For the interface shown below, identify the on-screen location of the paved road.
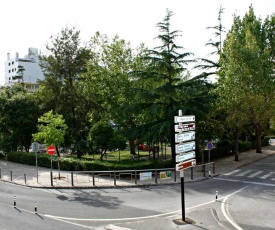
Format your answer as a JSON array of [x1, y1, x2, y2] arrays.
[[1, 155, 275, 229], [0, 144, 274, 229]]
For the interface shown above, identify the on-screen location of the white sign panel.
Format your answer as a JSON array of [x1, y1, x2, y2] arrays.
[[176, 141, 196, 154], [175, 123, 195, 132], [175, 131, 195, 143], [174, 115, 195, 123], [140, 172, 152, 181], [176, 151, 195, 163]]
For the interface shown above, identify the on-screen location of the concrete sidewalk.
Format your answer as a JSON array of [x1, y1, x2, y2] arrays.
[[0, 144, 274, 188]]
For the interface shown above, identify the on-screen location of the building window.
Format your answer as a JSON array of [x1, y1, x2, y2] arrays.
[[8, 63, 10, 66], [9, 70, 11, 73], [12, 61, 14, 64]]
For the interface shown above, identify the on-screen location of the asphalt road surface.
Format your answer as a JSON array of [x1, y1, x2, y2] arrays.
[[1, 155, 275, 230]]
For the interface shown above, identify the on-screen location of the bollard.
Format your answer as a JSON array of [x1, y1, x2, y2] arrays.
[[24, 174, 26, 184], [203, 165, 206, 177], [208, 171, 211, 179], [50, 171, 53, 186], [0, 168, 1, 178], [155, 169, 158, 184], [174, 168, 177, 182], [14, 196, 16, 208], [71, 171, 74, 187], [134, 170, 137, 185], [191, 167, 194, 180], [34, 201, 37, 214], [92, 171, 95, 186], [114, 170, 116, 186], [10, 171, 12, 181], [216, 190, 218, 201]]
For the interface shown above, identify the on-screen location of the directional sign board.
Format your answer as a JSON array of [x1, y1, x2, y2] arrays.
[[176, 151, 195, 163], [175, 131, 195, 143], [176, 141, 196, 154], [174, 123, 195, 132], [176, 159, 196, 171], [174, 115, 195, 123]]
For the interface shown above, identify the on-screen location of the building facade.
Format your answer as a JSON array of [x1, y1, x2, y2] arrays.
[[4, 48, 44, 91]]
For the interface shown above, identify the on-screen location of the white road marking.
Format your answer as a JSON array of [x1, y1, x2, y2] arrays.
[[260, 172, 275, 179], [247, 171, 263, 178], [214, 177, 275, 187], [221, 186, 247, 230], [224, 169, 241, 176], [235, 170, 252, 177]]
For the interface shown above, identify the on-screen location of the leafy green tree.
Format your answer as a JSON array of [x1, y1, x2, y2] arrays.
[[130, 10, 211, 164], [13, 65, 26, 84], [38, 26, 91, 145], [217, 6, 275, 156], [33, 110, 68, 157], [88, 121, 114, 160], [0, 85, 38, 153], [195, 5, 225, 79], [82, 32, 147, 155]]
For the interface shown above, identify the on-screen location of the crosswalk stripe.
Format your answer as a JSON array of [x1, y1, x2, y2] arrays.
[[260, 172, 275, 179], [248, 171, 263, 178], [235, 170, 253, 177], [224, 169, 241, 176]]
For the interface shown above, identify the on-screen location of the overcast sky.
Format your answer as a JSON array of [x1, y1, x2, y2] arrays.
[[1, 0, 274, 85]]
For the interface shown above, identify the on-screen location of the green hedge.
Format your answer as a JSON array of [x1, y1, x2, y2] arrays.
[[6, 152, 174, 171]]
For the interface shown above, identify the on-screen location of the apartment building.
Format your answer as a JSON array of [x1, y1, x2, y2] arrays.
[[4, 48, 44, 91]]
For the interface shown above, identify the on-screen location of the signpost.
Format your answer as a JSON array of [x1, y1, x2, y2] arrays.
[[176, 151, 195, 163], [47, 145, 56, 155], [174, 123, 195, 132], [174, 115, 195, 123], [175, 131, 195, 143], [174, 110, 196, 222], [32, 142, 39, 183], [206, 142, 213, 163], [47, 145, 56, 185], [176, 159, 196, 171]]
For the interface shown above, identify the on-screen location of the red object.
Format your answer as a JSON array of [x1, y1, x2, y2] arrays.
[[138, 144, 150, 151], [47, 145, 56, 155], [176, 159, 196, 171]]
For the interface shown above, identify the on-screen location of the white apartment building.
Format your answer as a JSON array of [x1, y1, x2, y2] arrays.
[[4, 48, 44, 91]]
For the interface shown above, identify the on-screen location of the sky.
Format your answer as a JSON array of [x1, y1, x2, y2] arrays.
[[1, 0, 274, 85]]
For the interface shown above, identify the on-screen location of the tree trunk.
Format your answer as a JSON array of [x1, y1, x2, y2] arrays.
[[234, 131, 239, 161], [255, 123, 262, 153], [129, 138, 136, 155]]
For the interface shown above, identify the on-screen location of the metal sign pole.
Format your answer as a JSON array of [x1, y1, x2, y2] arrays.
[[180, 170, 185, 221]]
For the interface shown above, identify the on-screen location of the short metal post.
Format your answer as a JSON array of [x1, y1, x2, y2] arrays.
[[114, 170, 116, 186], [208, 171, 211, 179], [24, 174, 26, 184], [203, 164, 206, 177], [134, 170, 137, 185], [213, 162, 215, 174], [92, 171, 95, 186], [71, 171, 74, 187], [14, 196, 16, 208], [174, 167, 177, 182], [50, 171, 53, 186], [0, 168, 1, 178], [216, 190, 218, 201], [34, 201, 37, 214], [10, 171, 12, 181], [155, 169, 158, 184], [191, 167, 194, 180]]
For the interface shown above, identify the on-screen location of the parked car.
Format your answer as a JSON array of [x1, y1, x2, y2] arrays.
[[138, 143, 151, 151]]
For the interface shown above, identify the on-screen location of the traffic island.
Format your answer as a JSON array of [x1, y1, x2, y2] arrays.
[[173, 217, 195, 225]]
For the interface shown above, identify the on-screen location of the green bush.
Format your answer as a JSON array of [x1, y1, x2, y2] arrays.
[[6, 151, 174, 171], [239, 141, 253, 152]]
